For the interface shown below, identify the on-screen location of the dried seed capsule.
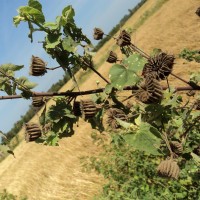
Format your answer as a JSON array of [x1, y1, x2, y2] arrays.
[[32, 96, 45, 107], [133, 77, 163, 104], [157, 158, 180, 179], [30, 55, 47, 76], [73, 101, 82, 116], [25, 123, 41, 142], [186, 90, 195, 97], [116, 30, 131, 47], [93, 28, 104, 40], [80, 99, 97, 119], [142, 52, 175, 80], [194, 100, 200, 110], [194, 145, 200, 156], [106, 108, 127, 129], [196, 7, 200, 17], [170, 141, 183, 155], [106, 51, 118, 63]]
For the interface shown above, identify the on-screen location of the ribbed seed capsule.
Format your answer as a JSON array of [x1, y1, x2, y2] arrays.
[[170, 141, 183, 155], [194, 100, 200, 110], [30, 55, 47, 76], [116, 30, 131, 47], [106, 108, 127, 129], [133, 77, 163, 104], [157, 158, 180, 179], [142, 52, 175, 80], [25, 123, 41, 142], [93, 28, 104, 40], [196, 7, 200, 17], [32, 96, 45, 107], [80, 99, 97, 119], [106, 51, 118, 63], [73, 101, 82, 116]]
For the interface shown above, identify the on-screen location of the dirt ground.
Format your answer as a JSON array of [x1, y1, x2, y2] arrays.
[[0, 0, 199, 199]]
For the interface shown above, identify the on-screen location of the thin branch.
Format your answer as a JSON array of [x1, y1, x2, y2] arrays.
[[46, 66, 63, 70], [0, 85, 200, 100], [130, 43, 150, 59], [88, 65, 110, 84]]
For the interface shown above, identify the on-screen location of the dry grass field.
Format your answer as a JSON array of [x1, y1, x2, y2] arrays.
[[0, 0, 199, 199]]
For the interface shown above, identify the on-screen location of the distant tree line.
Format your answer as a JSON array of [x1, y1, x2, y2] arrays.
[[1, 0, 147, 145], [92, 0, 147, 52]]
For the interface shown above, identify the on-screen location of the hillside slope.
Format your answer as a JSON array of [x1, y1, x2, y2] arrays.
[[0, 0, 199, 199]]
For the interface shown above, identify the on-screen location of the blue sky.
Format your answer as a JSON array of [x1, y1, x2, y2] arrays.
[[0, 0, 140, 133]]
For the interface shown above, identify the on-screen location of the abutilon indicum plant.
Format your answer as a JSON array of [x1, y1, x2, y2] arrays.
[[0, 0, 199, 199]]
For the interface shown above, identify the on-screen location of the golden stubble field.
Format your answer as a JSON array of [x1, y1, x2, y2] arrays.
[[0, 0, 199, 199]]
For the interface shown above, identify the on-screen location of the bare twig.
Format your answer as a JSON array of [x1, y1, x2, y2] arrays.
[[0, 85, 200, 100], [46, 66, 63, 70]]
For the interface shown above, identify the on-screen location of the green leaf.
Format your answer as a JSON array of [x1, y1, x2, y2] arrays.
[[135, 114, 142, 126], [28, 0, 42, 12], [45, 34, 61, 49], [18, 6, 45, 24], [116, 118, 132, 129], [44, 132, 59, 146], [62, 37, 78, 53], [109, 64, 141, 90], [48, 98, 75, 121], [17, 76, 37, 90], [10, 65, 24, 71], [124, 123, 162, 155], [191, 153, 200, 166], [13, 16, 25, 27], [122, 54, 147, 74], [43, 22, 59, 30], [61, 5, 75, 25]]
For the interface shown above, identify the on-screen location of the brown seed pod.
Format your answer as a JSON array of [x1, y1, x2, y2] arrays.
[[116, 30, 131, 47], [106, 108, 127, 129], [196, 7, 200, 17], [30, 55, 47, 76], [157, 158, 180, 179], [194, 100, 200, 110], [186, 90, 195, 97], [106, 51, 118, 63], [73, 101, 82, 116], [133, 77, 163, 104], [80, 99, 97, 119], [194, 145, 200, 156], [142, 52, 175, 80], [93, 28, 104, 40], [170, 141, 183, 155], [25, 123, 41, 142], [32, 96, 45, 107]]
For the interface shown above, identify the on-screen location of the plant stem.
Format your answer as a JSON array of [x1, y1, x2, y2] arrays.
[[88, 65, 110, 84], [0, 85, 200, 100], [130, 43, 150, 59], [46, 66, 63, 70]]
